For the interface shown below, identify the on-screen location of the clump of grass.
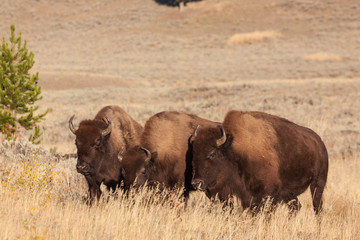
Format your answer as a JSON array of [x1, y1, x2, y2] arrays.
[[226, 30, 282, 45], [12, 153, 54, 191], [0, 142, 57, 192], [303, 52, 342, 62]]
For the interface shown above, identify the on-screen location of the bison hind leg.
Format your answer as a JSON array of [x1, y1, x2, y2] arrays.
[[310, 179, 326, 214]]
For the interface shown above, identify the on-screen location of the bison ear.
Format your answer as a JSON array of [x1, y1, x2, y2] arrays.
[[94, 137, 102, 148], [150, 152, 158, 163]]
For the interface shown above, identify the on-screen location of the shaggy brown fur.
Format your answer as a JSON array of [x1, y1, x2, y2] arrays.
[[120, 111, 217, 193], [120, 146, 149, 190], [188, 110, 328, 214], [70, 105, 143, 203]]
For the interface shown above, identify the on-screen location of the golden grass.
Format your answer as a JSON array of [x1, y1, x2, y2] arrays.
[[304, 53, 342, 62], [0, 140, 359, 239], [226, 30, 282, 45], [0, 78, 359, 239]]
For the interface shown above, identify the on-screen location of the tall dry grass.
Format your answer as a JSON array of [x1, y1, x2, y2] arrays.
[[1, 78, 359, 239], [1, 139, 359, 239]]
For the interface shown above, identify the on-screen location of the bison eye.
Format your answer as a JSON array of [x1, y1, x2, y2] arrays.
[[93, 138, 102, 149], [138, 168, 146, 175], [207, 150, 216, 160]]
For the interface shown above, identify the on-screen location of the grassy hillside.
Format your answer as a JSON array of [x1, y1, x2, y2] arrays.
[[1, 0, 359, 239]]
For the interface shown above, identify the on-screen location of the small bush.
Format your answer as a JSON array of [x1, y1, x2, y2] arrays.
[[0, 25, 48, 144], [1, 149, 56, 192]]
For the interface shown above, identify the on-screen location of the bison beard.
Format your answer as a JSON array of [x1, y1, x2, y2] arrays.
[[186, 110, 328, 214]]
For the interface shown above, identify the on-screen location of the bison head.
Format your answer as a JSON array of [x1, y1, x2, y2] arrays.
[[119, 146, 155, 190], [69, 115, 112, 176], [189, 125, 233, 198], [132, 147, 160, 189], [120, 146, 160, 189]]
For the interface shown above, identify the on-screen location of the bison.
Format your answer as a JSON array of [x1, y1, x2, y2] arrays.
[[69, 105, 143, 203], [119, 111, 217, 193], [187, 110, 328, 214]]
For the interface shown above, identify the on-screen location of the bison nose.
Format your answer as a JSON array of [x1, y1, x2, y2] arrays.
[[76, 162, 90, 174], [191, 179, 206, 191]]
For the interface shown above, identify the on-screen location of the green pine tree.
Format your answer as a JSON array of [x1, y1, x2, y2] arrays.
[[0, 25, 48, 144]]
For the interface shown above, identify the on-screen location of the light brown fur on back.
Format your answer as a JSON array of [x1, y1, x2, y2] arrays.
[[223, 111, 280, 189]]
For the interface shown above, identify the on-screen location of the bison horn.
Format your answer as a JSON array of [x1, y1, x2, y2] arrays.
[[69, 115, 77, 134], [216, 125, 227, 147], [140, 147, 151, 163], [193, 125, 200, 138], [101, 116, 112, 137], [189, 125, 200, 143]]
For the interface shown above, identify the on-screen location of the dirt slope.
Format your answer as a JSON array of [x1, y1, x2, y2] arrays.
[[0, 0, 359, 154], [0, 0, 359, 88]]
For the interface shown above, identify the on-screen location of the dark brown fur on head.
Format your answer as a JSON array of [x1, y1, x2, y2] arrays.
[[75, 119, 112, 173], [120, 146, 149, 190], [190, 126, 236, 199], [76, 119, 110, 143], [70, 105, 143, 204]]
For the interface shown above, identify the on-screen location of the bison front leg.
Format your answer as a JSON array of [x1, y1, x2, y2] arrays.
[[286, 197, 302, 213], [88, 184, 101, 204], [85, 175, 102, 204]]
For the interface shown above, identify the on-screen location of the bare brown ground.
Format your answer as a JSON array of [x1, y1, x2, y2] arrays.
[[1, 0, 358, 154]]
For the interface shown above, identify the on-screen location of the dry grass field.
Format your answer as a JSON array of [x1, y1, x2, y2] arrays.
[[1, 0, 360, 239]]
